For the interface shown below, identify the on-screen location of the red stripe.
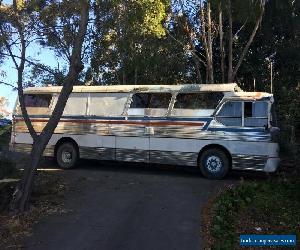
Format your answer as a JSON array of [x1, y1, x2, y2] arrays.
[[15, 118, 205, 127]]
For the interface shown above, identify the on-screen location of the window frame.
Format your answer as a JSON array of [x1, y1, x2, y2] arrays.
[[215, 99, 271, 128]]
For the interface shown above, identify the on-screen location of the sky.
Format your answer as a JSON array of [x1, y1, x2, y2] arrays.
[[0, 0, 65, 115], [1, 46, 61, 115]]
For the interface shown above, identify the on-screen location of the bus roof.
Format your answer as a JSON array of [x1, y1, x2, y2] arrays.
[[24, 83, 242, 94], [225, 91, 273, 100]]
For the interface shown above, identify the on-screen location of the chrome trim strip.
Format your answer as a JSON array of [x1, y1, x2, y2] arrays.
[[10, 144, 269, 172], [150, 150, 197, 166], [232, 154, 267, 171], [79, 147, 115, 161], [116, 148, 149, 163]]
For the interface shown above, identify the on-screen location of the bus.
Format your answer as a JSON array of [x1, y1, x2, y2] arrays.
[[10, 83, 280, 179]]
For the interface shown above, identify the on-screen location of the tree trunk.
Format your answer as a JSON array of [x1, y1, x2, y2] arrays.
[[227, 0, 233, 83], [219, 2, 225, 83], [177, 0, 205, 84], [134, 67, 137, 85], [122, 70, 126, 85], [11, 0, 90, 213], [207, 1, 214, 83], [200, 2, 210, 84], [232, 3, 265, 80], [11, 139, 46, 212], [193, 56, 203, 84]]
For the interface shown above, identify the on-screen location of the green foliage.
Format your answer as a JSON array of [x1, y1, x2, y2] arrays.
[[91, 0, 193, 85], [26, 63, 66, 86], [210, 179, 300, 249], [138, 0, 167, 38], [36, 0, 85, 61], [211, 183, 256, 249], [0, 125, 11, 147]]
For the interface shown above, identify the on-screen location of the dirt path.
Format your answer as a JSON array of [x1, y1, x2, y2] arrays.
[[22, 160, 234, 250]]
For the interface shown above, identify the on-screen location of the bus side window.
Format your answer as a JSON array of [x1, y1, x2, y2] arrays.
[[149, 93, 171, 109], [24, 94, 52, 107], [172, 92, 223, 117], [127, 93, 149, 116], [244, 102, 268, 127], [216, 101, 242, 126], [130, 93, 149, 109], [128, 93, 171, 116], [22, 94, 53, 115], [62, 93, 88, 116]]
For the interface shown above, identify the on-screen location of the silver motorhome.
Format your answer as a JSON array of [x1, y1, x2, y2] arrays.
[[10, 83, 280, 179]]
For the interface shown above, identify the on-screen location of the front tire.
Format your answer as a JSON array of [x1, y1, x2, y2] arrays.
[[56, 142, 78, 169], [199, 148, 229, 179]]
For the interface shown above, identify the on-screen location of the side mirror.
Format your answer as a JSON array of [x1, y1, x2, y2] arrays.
[[270, 126, 280, 133]]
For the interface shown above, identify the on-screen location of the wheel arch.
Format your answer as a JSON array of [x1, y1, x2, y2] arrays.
[[54, 137, 80, 158], [197, 144, 232, 169]]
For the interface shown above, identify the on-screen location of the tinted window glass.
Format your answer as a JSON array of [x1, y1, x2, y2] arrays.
[[24, 94, 52, 107], [149, 93, 171, 108], [252, 102, 268, 117], [130, 93, 148, 108], [130, 93, 171, 109], [174, 92, 223, 109], [217, 101, 242, 126], [218, 101, 242, 117], [244, 102, 252, 117], [244, 101, 268, 127]]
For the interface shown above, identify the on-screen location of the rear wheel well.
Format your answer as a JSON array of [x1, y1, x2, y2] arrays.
[[54, 137, 79, 158], [197, 144, 232, 169]]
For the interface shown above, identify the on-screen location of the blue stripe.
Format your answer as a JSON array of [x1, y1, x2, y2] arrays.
[[15, 115, 213, 122], [208, 127, 267, 133]]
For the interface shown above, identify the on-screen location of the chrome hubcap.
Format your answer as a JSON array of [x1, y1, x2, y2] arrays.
[[62, 150, 72, 163], [206, 156, 222, 172]]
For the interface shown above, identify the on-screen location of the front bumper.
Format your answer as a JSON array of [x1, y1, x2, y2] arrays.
[[264, 157, 281, 172]]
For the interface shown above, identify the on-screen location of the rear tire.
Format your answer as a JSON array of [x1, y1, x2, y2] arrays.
[[56, 142, 78, 169], [199, 148, 229, 179]]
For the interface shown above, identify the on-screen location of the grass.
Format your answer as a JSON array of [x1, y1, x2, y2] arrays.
[[206, 178, 300, 249]]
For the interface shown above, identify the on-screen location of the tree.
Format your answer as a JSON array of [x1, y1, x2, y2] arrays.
[[0, 96, 9, 117], [174, 0, 266, 83], [229, 0, 266, 82], [234, 0, 300, 122], [0, 0, 90, 213], [91, 0, 193, 85]]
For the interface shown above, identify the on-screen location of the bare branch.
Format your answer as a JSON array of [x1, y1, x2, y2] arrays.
[[0, 25, 19, 69], [0, 80, 17, 89], [232, 3, 265, 79], [0, 52, 58, 76], [233, 18, 248, 38], [165, 29, 206, 66]]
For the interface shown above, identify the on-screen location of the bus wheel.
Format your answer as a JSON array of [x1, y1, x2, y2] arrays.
[[56, 142, 78, 169], [199, 148, 229, 179]]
